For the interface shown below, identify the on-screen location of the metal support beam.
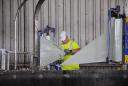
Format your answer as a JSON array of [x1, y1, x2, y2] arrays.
[[33, 0, 45, 66], [14, 0, 28, 70]]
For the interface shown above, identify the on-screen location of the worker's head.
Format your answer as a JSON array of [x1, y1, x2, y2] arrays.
[[60, 31, 69, 43]]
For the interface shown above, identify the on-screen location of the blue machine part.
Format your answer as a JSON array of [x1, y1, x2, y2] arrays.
[[124, 23, 128, 55]]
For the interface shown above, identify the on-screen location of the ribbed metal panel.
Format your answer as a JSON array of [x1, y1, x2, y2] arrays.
[[0, 0, 125, 51]]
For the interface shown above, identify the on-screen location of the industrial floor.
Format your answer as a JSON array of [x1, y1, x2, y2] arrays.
[[0, 70, 128, 86]]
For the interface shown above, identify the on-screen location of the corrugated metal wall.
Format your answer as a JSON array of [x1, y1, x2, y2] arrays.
[[0, 0, 125, 53]]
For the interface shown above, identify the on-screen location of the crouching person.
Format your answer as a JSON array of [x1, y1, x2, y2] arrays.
[[59, 31, 80, 70]]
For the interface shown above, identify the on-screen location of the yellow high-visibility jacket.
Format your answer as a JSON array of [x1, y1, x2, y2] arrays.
[[60, 40, 80, 70]]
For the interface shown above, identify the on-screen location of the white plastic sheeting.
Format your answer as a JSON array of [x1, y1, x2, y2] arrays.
[[40, 36, 65, 67], [114, 19, 122, 62], [62, 34, 108, 65]]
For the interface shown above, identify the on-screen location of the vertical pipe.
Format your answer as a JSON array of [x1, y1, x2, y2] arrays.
[[33, 0, 45, 65], [107, 9, 111, 62], [14, 20, 17, 70], [14, 0, 28, 70]]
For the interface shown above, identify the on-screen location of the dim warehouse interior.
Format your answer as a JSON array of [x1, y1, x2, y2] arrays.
[[0, 0, 128, 86]]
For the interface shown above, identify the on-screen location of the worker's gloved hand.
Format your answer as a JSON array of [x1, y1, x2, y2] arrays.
[[64, 49, 72, 55], [55, 64, 61, 70]]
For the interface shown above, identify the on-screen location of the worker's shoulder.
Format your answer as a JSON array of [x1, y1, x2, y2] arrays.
[[70, 40, 78, 44]]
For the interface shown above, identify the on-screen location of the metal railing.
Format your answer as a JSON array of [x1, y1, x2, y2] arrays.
[[0, 49, 33, 70]]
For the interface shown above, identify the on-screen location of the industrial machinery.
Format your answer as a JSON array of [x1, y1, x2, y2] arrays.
[[0, 0, 127, 71], [124, 2, 128, 65], [108, 5, 123, 62], [62, 5, 127, 70], [1, 0, 128, 86], [39, 25, 64, 70]]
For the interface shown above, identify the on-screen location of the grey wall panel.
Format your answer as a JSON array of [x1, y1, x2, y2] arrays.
[[93, 0, 96, 39], [0, 0, 127, 53], [85, 0, 89, 45], [110, 0, 116, 8], [80, 0, 86, 47], [28, 0, 34, 52], [0, 0, 2, 48], [55, 0, 59, 44], [48, 0, 51, 26], [38, 7, 41, 31], [43, 0, 48, 29], [1, 0, 5, 48], [70, 0, 74, 40], [65, 0, 70, 39], [78, 0, 81, 46], [58, 0, 64, 41], [104, 0, 109, 34], [73, 0, 79, 42], [40, 4, 44, 29], [18, 0, 24, 52], [88, 0, 94, 42], [10, 0, 15, 51], [5, 0, 11, 50], [95, 0, 100, 38], [25, 1, 28, 52], [101, 0, 104, 34]]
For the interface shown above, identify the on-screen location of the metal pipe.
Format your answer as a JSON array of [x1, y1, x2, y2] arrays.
[[33, 0, 45, 63], [107, 9, 111, 63], [14, 19, 17, 70], [14, 0, 28, 70]]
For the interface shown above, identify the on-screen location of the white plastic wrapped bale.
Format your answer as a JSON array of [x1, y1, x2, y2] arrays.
[[108, 18, 122, 62], [114, 19, 122, 62], [62, 34, 108, 65], [40, 37, 65, 67]]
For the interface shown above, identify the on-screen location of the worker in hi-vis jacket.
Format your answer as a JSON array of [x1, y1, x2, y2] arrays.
[[60, 31, 80, 70]]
